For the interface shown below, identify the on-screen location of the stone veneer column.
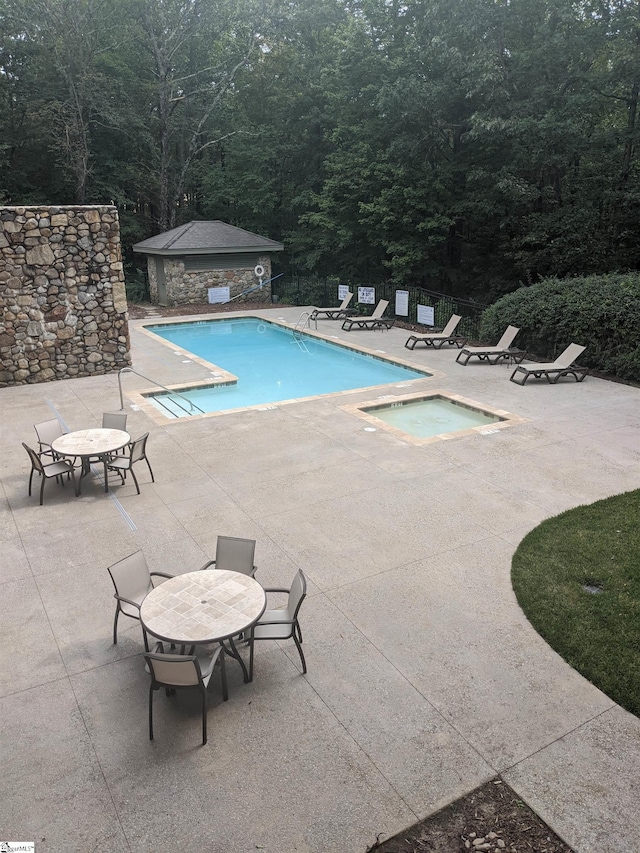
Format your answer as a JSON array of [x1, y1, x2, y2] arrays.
[[0, 205, 131, 386]]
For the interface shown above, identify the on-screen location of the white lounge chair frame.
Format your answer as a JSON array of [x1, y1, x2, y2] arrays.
[[341, 300, 393, 331], [510, 343, 588, 385], [456, 325, 523, 366], [309, 292, 356, 320], [405, 314, 466, 349]]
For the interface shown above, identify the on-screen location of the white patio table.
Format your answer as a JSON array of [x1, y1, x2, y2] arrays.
[[52, 428, 130, 494], [140, 569, 267, 683]]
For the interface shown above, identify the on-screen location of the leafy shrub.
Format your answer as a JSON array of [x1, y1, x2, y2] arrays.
[[480, 273, 640, 382]]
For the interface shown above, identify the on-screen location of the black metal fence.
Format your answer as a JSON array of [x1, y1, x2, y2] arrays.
[[271, 276, 485, 340], [271, 275, 341, 307]]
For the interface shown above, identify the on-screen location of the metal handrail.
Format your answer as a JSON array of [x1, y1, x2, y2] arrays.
[[117, 367, 206, 415], [293, 311, 314, 335], [291, 312, 314, 353], [227, 272, 284, 302]]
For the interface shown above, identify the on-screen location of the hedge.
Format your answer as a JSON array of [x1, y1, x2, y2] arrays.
[[479, 273, 640, 382]]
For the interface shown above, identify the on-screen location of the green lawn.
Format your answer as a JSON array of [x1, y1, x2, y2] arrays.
[[512, 489, 640, 717]]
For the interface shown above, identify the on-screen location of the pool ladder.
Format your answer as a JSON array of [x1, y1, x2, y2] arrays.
[[291, 312, 314, 353]]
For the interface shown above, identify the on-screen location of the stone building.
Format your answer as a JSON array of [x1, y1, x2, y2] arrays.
[[133, 220, 284, 307], [0, 205, 130, 387]]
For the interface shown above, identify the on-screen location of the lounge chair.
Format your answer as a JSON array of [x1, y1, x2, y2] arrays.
[[510, 343, 588, 385], [341, 300, 394, 331], [310, 292, 356, 321], [456, 325, 523, 366], [405, 314, 466, 350]]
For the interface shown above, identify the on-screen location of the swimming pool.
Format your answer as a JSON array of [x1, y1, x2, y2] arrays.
[[143, 317, 429, 416]]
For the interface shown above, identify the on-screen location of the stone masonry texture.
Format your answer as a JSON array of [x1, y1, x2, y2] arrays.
[[0, 205, 131, 387], [147, 255, 272, 306]]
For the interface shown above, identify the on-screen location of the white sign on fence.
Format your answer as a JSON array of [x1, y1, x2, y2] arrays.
[[208, 286, 230, 304], [358, 286, 376, 305], [338, 283, 350, 300], [395, 290, 409, 316], [417, 304, 435, 326]]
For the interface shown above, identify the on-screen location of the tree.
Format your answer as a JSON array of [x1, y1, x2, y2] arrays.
[[2, 0, 640, 294], [195, 0, 351, 273], [135, 0, 259, 231], [2, 0, 131, 203]]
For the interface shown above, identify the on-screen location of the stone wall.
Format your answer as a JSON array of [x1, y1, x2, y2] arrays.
[[0, 205, 131, 387], [147, 255, 272, 306]]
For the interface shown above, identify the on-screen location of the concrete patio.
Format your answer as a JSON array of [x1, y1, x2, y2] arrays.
[[1, 306, 639, 853]]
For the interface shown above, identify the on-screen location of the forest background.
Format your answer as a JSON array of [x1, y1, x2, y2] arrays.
[[1, 0, 639, 302]]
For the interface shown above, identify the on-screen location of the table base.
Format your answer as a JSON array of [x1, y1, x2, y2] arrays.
[[221, 635, 250, 683]]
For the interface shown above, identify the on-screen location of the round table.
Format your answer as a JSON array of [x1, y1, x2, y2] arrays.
[[52, 428, 130, 494], [140, 569, 267, 682]]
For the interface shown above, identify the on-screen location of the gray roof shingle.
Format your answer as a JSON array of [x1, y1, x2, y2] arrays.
[[133, 221, 284, 255]]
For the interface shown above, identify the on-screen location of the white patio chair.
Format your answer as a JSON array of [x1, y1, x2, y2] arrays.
[[249, 569, 307, 681], [107, 433, 154, 494], [107, 551, 172, 645], [201, 535, 257, 577], [33, 418, 66, 460], [22, 442, 76, 505], [144, 642, 228, 745], [102, 411, 128, 431]]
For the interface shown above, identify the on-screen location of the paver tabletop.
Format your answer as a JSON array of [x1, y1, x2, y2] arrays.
[[140, 569, 267, 645], [52, 428, 130, 457]]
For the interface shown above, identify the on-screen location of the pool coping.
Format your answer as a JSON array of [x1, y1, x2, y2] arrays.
[[341, 389, 529, 445], [130, 314, 447, 423]]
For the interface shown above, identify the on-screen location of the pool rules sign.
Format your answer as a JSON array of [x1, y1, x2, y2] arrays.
[[395, 290, 409, 316], [417, 304, 435, 326], [208, 286, 230, 304], [357, 286, 375, 304]]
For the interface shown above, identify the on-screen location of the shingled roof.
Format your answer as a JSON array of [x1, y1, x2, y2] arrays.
[[133, 221, 284, 256]]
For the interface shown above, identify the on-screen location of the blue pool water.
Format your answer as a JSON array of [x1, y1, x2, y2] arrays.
[[145, 318, 427, 416]]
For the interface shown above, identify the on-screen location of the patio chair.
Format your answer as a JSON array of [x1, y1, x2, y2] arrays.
[[341, 300, 394, 331], [201, 535, 257, 578], [455, 325, 523, 366], [310, 292, 356, 321], [102, 411, 128, 431], [248, 569, 307, 681], [144, 642, 228, 745], [83, 412, 129, 470], [404, 314, 466, 350], [510, 343, 588, 386], [22, 442, 76, 505], [33, 418, 66, 460], [107, 550, 172, 645], [106, 432, 154, 494]]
